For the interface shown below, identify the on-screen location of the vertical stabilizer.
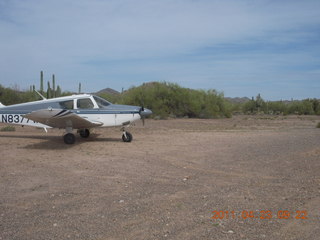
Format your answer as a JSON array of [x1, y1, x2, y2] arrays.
[[0, 102, 5, 108]]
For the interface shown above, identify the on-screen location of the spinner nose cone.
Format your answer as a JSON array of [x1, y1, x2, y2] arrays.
[[140, 108, 152, 116]]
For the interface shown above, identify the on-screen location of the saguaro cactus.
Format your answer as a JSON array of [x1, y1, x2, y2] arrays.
[[56, 85, 62, 97], [47, 81, 51, 99], [40, 71, 44, 94], [52, 74, 56, 98]]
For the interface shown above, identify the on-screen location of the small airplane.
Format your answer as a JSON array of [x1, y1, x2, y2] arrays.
[[0, 92, 152, 144]]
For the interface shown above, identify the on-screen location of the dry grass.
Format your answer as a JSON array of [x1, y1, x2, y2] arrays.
[[0, 125, 15, 132]]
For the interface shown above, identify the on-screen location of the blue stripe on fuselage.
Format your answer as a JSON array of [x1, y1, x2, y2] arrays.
[[0, 109, 140, 115], [72, 110, 139, 114]]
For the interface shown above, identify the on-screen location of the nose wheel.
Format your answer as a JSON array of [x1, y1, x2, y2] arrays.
[[122, 131, 133, 142]]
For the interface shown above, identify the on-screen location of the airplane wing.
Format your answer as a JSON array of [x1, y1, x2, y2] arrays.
[[24, 109, 103, 129]]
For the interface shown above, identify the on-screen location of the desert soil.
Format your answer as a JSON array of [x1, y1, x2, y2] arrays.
[[0, 115, 319, 240]]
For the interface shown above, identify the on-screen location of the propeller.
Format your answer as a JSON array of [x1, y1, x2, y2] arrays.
[[139, 106, 145, 126], [139, 96, 145, 126], [138, 95, 152, 126]]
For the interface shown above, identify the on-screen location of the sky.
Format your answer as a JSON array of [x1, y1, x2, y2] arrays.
[[0, 0, 319, 100]]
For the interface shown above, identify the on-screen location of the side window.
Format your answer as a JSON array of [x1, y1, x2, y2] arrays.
[[59, 100, 74, 110], [77, 98, 94, 109]]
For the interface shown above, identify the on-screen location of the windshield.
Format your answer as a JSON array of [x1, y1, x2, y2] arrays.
[[93, 95, 111, 108]]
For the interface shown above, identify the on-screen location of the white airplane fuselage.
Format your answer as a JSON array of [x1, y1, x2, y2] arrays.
[[0, 94, 148, 128], [0, 94, 152, 144]]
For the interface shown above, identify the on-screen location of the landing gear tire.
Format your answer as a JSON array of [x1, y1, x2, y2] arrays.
[[79, 129, 90, 138], [64, 133, 76, 144], [122, 131, 133, 142]]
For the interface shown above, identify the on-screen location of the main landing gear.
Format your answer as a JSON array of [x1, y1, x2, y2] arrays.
[[64, 132, 76, 144], [63, 128, 90, 144], [78, 128, 90, 138], [62, 128, 133, 144]]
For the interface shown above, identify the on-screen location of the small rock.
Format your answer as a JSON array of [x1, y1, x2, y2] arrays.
[[228, 230, 234, 234], [119, 200, 124, 203]]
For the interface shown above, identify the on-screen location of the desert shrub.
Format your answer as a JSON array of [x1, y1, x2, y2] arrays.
[[0, 84, 44, 104], [266, 101, 287, 115], [287, 100, 315, 115], [118, 82, 232, 119], [239, 95, 320, 116], [97, 92, 121, 104], [0, 126, 16, 132]]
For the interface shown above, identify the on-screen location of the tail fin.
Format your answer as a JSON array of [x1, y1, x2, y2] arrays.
[[0, 102, 5, 108]]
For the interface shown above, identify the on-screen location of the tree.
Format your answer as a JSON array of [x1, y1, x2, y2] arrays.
[[117, 82, 232, 119]]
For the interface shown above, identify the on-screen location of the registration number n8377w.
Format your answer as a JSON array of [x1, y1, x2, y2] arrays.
[[1, 114, 33, 124]]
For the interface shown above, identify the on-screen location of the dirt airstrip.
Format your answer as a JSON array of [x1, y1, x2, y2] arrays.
[[0, 115, 319, 240]]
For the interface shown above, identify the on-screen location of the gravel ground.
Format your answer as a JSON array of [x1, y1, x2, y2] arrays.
[[0, 115, 319, 240]]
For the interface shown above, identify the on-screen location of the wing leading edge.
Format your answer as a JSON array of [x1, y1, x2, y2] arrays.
[[24, 109, 103, 129]]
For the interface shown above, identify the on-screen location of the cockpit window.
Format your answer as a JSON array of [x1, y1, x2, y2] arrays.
[[77, 98, 94, 109], [59, 100, 74, 110], [93, 95, 111, 108]]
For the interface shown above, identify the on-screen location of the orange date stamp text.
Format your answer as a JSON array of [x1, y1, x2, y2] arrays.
[[211, 210, 308, 220]]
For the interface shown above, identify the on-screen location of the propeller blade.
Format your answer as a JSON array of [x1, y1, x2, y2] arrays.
[[139, 106, 146, 126]]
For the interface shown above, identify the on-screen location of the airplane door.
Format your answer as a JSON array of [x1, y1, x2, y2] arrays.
[[98, 109, 116, 127]]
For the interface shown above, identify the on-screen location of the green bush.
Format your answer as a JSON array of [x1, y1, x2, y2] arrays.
[[239, 95, 320, 116], [118, 82, 232, 119], [0, 126, 16, 132]]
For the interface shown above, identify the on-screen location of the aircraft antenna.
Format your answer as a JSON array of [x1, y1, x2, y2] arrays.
[[34, 90, 47, 100]]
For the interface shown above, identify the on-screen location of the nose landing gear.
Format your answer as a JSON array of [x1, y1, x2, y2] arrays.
[[122, 131, 133, 142]]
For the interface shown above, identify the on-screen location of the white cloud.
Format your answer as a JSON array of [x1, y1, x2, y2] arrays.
[[0, 0, 319, 99]]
